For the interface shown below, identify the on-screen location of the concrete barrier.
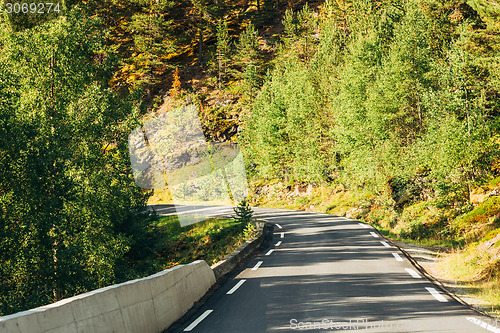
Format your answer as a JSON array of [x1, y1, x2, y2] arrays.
[[211, 221, 273, 280], [0, 260, 216, 333]]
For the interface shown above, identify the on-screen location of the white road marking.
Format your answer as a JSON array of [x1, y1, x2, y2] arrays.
[[265, 249, 274, 256], [280, 232, 284, 238], [275, 241, 282, 246], [405, 268, 422, 278], [227, 280, 247, 295], [392, 253, 403, 261], [406, 249, 428, 253], [184, 310, 213, 331], [275, 223, 282, 229], [252, 261, 263, 270], [370, 232, 379, 238], [358, 223, 369, 228], [425, 287, 448, 302], [380, 241, 391, 247], [466, 317, 500, 333]]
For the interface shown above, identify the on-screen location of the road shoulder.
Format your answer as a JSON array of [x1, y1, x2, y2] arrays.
[[390, 238, 498, 319]]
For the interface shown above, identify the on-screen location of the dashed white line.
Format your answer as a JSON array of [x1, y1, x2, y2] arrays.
[[227, 280, 247, 295], [275, 223, 282, 229], [275, 241, 282, 246], [252, 261, 263, 270], [380, 241, 391, 247], [370, 232, 379, 238], [392, 253, 403, 261], [265, 249, 274, 256], [425, 287, 448, 302], [184, 310, 213, 331], [466, 317, 500, 333], [280, 232, 284, 238], [405, 268, 422, 278], [358, 223, 369, 228]]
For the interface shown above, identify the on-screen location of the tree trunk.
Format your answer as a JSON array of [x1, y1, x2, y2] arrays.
[[218, 55, 222, 90], [198, 27, 203, 65]]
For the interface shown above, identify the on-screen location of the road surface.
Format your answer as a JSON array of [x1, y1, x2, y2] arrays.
[[150, 204, 499, 333]]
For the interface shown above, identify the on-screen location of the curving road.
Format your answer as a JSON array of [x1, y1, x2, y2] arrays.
[[150, 204, 499, 333]]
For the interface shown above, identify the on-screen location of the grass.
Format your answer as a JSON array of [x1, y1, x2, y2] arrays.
[[373, 224, 460, 248], [436, 247, 500, 316], [154, 215, 258, 268], [474, 279, 500, 316], [488, 176, 500, 188], [436, 248, 493, 281], [452, 196, 500, 243]]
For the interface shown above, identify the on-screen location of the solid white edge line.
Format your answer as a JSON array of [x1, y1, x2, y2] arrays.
[[280, 232, 284, 238], [252, 261, 263, 270], [380, 241, 391, 247], [227, 279, 247, 295], [275, 241, 282, 246], [392, 253, 403, 261], [405, 268, 422, 278], [370, 232, 379, 238], [184, 310, 213, 331], [425, 287, 448, 302], [275, 223, 282, 229], [265, 249, 274, 256], [358, 223, 369, 228], [466, 317, 500, 333]]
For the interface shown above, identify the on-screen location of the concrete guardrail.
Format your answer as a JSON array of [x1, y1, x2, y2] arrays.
[[211, 221, 273, 280], [0, 221, 272, 333], [0, 260, 215, 333]]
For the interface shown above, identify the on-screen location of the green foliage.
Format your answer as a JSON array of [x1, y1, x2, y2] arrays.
[[245, 0, 499, 208], [156, 216, 254, 266], [243, 222, 257, 239], [234, 23, 263, 100], [242, 42, 334, 182], [216, 20, 231, 89], [0, 8, 154, 315], [232, 199, 254, 224], [454, 197, 500, 230], [128, 0, 175, 55]]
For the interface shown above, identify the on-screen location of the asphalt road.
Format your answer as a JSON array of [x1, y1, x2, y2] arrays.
[[150, 204, 500, 333]]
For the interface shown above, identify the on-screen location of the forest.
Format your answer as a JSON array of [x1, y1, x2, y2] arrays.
[[1, 0, 499, 316]]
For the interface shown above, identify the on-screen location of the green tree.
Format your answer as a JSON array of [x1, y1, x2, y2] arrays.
[[419, 39, 499, 200], [125, 0, 176, 91], [190, 0, 228, 65], [234, 23, 262, 100], [216, 20, 231, 89], [232, 198, 254, 224], [243, 47, 329, 182], [0, 8, 155, 315]]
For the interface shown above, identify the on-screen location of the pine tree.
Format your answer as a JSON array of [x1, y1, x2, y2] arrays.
[[216, 20, 231, 89], [235, 23, 262, 99], [125, 0, 176, 89], [232, 199, 254, 224]]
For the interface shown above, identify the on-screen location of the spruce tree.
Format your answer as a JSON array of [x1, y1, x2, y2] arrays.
[[216, 20, 230, 89]]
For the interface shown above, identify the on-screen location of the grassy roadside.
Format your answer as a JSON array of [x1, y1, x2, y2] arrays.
[[248, 178, 500, 316], [154, 216, 259, 268], [434, 247, 500, 316]]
